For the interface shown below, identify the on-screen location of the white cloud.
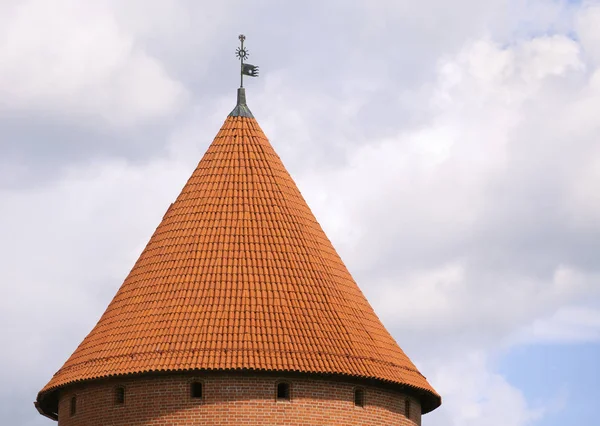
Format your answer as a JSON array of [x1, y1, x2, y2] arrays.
[[509, 306, 600, 345], [368, 263, 598, 343], [424, 351, 545, 426], [576, 3, 600, 66], [0, 0, 187, 125]]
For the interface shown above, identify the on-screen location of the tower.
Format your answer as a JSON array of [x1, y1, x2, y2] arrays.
[[35, 37, 441, 425]]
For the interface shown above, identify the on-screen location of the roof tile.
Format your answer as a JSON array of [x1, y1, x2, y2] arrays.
[[38, 114, 440, 413]]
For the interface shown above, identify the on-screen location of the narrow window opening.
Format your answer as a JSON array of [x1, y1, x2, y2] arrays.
[[70, 396, 76, 416], [405, 398, 411, 419], [276, 382, 290, 401], [115, 386, 125, 405], [354, 388, 365, 407], [191, 382, 203, 399]]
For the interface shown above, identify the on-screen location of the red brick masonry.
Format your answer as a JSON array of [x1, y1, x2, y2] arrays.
[[58, 374, 421, 426]]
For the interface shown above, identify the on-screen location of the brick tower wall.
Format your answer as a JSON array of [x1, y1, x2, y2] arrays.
[[57, 373, 422, 426]]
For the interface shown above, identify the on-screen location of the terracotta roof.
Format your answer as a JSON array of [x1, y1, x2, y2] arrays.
[[37, 92, 440, 415]]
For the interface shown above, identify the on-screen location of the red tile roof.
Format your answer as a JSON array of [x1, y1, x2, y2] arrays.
[[37, 113, 440, 414]]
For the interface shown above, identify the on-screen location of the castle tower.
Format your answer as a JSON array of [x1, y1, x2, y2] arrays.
[[35, 39, 441, 425]]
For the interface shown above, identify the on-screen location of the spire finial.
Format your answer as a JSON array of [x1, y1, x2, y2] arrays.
[[235, 34, 259, 89], [230, 34, 258, 118]]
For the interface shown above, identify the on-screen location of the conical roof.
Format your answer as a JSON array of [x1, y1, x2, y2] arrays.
[[37, 90, 440, 417]]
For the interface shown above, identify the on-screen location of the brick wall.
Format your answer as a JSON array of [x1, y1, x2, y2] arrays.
[[57, 373, 422, 425]]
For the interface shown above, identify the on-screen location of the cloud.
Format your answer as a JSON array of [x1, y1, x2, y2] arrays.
[[576, 3, 600, 66], [0, 0, 200, 188], [423, 351, 545, 426], [2, 1, 600, 426], [0, 0, 187, 126], [509, 305, 600, 344], [0, 157, 180, 368], [297, 31, 599, 340]]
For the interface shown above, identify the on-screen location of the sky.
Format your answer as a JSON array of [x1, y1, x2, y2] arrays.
[[1, 0, 599, 425]]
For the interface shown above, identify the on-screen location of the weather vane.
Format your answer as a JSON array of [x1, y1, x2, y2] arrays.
[[236, 34, 259, 88]]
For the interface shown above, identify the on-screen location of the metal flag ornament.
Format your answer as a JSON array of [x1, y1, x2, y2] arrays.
[[236, 34, 259, 87], [242, 63, 259, 77]]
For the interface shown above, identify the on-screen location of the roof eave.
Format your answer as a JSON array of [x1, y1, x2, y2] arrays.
[[36, 368, 441, 418], [34, 395, 58, 421]]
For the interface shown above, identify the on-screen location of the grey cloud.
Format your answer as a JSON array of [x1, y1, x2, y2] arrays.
[[0, 113, 178, 189]]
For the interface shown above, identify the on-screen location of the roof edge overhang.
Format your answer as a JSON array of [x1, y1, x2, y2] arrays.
[[34, 394, 58, 421], [36, 368, 441, 418]]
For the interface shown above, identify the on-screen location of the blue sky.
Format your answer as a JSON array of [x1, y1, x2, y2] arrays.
[[1, 1, 599, 425], [500, 343, 600, 425]]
